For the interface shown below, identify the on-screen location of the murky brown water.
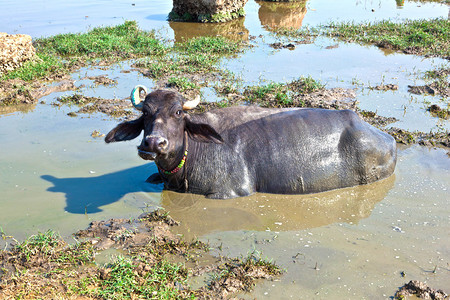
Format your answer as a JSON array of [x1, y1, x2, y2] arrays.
[[1, 0, 449, 298]]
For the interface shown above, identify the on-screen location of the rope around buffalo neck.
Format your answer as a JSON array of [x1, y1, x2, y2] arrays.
[[157, 132, 188, 176]]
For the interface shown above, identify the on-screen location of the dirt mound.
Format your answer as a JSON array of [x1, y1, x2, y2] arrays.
[[0, 33, 36, 76], [395, 280, 448, 300], [0, 77, 76, 106], [0, 210, 282, 299]]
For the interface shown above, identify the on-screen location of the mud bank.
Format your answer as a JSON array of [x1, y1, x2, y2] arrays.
[[0, 210, 282, 299]]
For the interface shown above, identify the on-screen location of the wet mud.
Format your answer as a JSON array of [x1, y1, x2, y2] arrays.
[[0, 76, 76, 106], [54, 93, 137, 119], [408, 81, 450, 97], [0, 210, 282, 299], [395, 280, 448, 300]]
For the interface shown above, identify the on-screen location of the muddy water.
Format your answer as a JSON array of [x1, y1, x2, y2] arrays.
[[178, 146, 450, 299], [1, 0, 449, 298]]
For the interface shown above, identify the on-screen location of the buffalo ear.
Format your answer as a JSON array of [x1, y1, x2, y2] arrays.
[[105, 116, 144, 143], [185, 118, 224, 144]]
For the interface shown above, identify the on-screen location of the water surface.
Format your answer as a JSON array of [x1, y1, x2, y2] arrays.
[[0, 0, 449, 298]]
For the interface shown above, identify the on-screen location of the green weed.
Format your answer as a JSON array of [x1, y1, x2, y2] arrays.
[[34, 21, 166, 59], [1, 21, 166, 82], [0, 53, 66, 81], [324, 18, 449, 58], [76, 255, 194, 299], [167, 76, 200, 92]]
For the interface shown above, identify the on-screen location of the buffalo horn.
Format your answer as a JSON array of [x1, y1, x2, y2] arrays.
[[182, 95, 200, 110], [130, 85, 147, 111]]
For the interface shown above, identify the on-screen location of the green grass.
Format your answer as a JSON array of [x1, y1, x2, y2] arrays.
[[176, 36, 243, 55], [12, 230, 95, 267], [324, 18, 449, 58], [1, 21, 167, 82], [34, 21, 166, 58], [71, 256, 194, 299], [13, 230, 63, 261], [135, 36, 244, 79], [271, 18, 449, 58], [167, 76, 200, 92], [243, 76, 324, 107], [0, 53, 66, 81]]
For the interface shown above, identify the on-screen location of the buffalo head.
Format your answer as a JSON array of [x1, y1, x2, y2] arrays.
[[105, 87, 223, 170]]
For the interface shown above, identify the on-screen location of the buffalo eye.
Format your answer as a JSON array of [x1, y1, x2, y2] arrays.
[[143, 111, 148, 116], [175, 110, 182, 117]]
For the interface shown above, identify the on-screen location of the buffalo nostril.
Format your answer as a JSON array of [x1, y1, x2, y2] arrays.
[[158, 138, 168, 149]]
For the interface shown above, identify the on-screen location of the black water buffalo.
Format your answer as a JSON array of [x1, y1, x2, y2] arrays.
[[105, 87, 396, 199]]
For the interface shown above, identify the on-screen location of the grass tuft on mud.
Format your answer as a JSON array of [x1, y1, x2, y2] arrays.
[[1, 21, 166, 83], [0, 210, 282, 299], [35, 21, 166, 59], [324, 18, 449, 58], [134, 35, 245, 81], [271, 18, 449, 59]]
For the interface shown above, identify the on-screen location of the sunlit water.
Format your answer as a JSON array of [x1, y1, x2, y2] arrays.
[[0, 0, 449, 298]]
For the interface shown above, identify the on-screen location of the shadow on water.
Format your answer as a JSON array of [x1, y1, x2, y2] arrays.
[[41, 164, 162, 214], [163, 175, 396, 239]]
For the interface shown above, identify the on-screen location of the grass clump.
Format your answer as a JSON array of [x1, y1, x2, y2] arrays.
[[34, 20, 166, 59], [324, 18, 449, 58], [1, 21, 167, 83], [176, 36, 243, 55], [73, 256, 194, 300], [0, 53, 66, 82], [10, 230, 95, 267], [135, 36, 245, 81], [204, 252, 282, 297], [167, 76, 200, 92], [243, 76, 325, 107], [1, 211, 283, 299]]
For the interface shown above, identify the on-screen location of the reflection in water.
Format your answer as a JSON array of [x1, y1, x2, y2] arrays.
[[169, 18, 249, 42], [257, 0, 308, 30], [0, 103, 36, 116], [42, 164, 162, 214], [396, 0, 405, 8], [162, 175, 395, 239]]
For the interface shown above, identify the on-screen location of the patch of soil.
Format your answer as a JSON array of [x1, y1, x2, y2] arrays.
[[370, 83, 399, 91], [82, 75, 118, 86], [395, 280, 448, 300], [196, 255, 282, 299], [55, 93, 137, 119], [297, 87, 358, 110], [358, 110, 398, 127], [408, 81, 450, 97], [269, 39, 314, 50], [75, 211, 181, 251], [0, 76, 76, 106], [427, 104, 449, 119], [386, 127, 450, 147], [0, 210, 281, 299]]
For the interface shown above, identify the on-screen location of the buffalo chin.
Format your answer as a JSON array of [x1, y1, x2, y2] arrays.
[[138, 149, 157, 160]]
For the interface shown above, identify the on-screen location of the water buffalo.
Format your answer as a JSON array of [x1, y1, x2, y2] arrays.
[[105, 87, 396, 199]]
